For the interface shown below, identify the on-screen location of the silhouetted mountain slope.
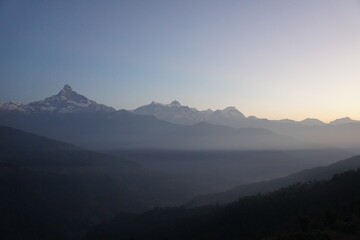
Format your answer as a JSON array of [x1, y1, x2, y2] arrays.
[[0, 125, 136, 168], [84, 169, 360, 240], [0, 164, 142, 240], [112, 149, 354, 184], [188, 154, 360, 207], [0, 127, 232, 239]]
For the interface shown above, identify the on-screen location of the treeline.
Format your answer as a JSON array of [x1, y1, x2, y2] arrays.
[[85, 169, 360, 240]]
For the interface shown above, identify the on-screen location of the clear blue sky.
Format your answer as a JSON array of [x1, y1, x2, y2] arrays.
[[0, 0, 359, 121]]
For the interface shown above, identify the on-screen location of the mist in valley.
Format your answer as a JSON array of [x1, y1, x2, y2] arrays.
[[1, 0, 360, 239]]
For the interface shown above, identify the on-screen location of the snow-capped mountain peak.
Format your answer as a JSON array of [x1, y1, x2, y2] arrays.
[[51, 84, 90, 105], [211, 106, 245, 119], [169, 100, 181, 107], [1, 85, 115, 114], [223, 106, 237, 111], [133, 101, 246, 125]]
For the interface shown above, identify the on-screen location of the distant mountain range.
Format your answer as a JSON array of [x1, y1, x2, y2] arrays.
[[2, 84, 358, 126], [0, 85, 310, 150], [1, 84, 360, 150], [134, 101, 246, 125], [133, 100, 360, 150], [134, 100, 359, 127]]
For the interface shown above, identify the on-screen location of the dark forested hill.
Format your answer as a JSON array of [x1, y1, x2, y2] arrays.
[[0, 126, 231, 240], [188, 154, 360, 207], [84, 168, 360, 240]]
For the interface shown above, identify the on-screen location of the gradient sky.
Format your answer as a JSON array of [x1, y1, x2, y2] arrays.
[[0, 0, 359, 122]]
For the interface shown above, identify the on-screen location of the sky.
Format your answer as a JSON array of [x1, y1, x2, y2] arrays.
[[0, 0, 359, 122]]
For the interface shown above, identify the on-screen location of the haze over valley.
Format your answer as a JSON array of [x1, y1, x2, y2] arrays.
[[1, 0, 359, 239]]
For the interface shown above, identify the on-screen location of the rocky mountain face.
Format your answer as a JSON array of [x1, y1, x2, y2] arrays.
[[0, 84, 115, 114]]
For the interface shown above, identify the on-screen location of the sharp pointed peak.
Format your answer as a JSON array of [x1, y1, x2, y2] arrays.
[[58, 84, 75, 96], [170, 100, 181, 107], [63, 84, 72, 92]]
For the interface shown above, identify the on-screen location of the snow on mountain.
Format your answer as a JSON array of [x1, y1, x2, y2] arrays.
[[169, 100, 181, 107], [0, 85, 115, 114], [0, 101, 32, 112], [133, 101, 245, 125], [133, 100, 205, 125], [210, 106, 246, 119]]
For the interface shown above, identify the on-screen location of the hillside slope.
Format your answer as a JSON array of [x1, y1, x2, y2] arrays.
[[188, 154, 360, 207], [84, 168, 360, 240], [0, 126, 231, 239]]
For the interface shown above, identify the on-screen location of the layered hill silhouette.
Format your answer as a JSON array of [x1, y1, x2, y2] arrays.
[[0, 126, 233, 239], [2, 126, 359, 240], [188, 154, 360, 207], [0, 85, 309, 150], [84, 167, 360, 240], [111, 149, 354, 185]]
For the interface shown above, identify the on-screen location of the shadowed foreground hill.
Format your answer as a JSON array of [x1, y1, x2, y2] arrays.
[[112, 149, 354, 185], [84, 168, 360, 240], [0, 126, 230, 240], [188, 154, 360, 207]]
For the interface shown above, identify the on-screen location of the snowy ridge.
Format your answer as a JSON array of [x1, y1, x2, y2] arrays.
[[0, 85, 115, 114], [133, 101, 246, 125]]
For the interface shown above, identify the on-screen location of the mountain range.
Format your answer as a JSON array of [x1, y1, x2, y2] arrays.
[[2, 86, 360, 240], [1, 84, 360, 150], [0, 85, 310, 150], [2, 84, 358, 127], [134, 101, 246, 125], [134, 100, 360, 126], [133, 100, 360, 150]]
